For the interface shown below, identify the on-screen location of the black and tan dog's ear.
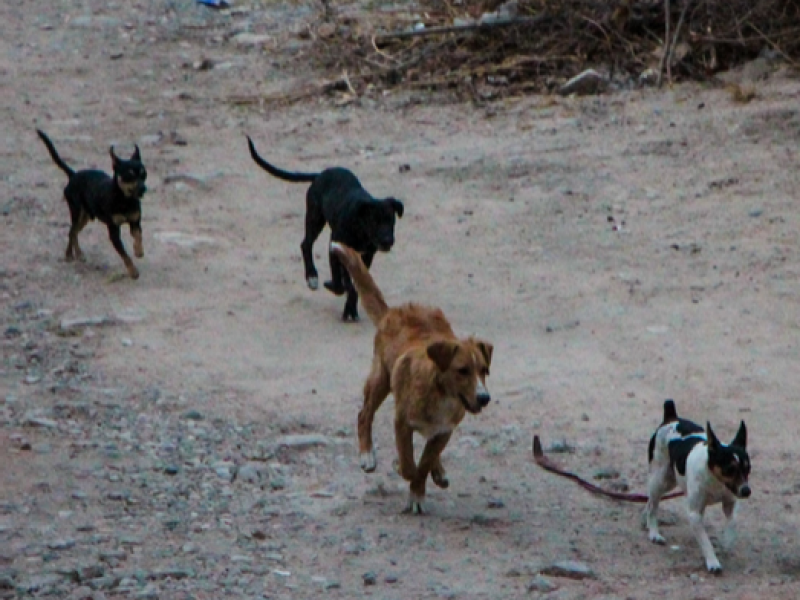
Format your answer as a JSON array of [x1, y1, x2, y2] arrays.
[[475, 340, 493, 369], [427, 341, 458, 372], [131, 145, 142, 162], [109, 146, 120, 168], [387, 197, 404, 218], [706, 422, 720, 450], [731, 421, 747, 449]]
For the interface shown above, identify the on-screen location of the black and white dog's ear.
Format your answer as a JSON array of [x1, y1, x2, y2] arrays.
[[706, 421, 720, 450], [387, 197, 404, 218], [731, 421, 747, 449], [131, 145, 142, 162]]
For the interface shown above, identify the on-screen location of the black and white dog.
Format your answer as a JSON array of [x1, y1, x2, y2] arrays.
[[645, 399, 751, 573]]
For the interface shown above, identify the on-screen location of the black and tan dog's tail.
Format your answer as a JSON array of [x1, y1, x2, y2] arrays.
[[36, 129, 75, 178], [246, 136, 319, 183], [330, 242, 389, 326]]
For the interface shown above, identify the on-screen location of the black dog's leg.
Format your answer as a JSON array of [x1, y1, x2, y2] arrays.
[[341, 251, 374, 322], [324, 247, 347, 296], [301, 191, 325, 290], [107, 224, 139, 279]]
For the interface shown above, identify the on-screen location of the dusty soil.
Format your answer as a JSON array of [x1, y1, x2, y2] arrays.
[[2, 1, 800, 599]]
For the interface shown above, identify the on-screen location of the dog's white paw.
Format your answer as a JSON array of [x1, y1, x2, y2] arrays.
[[307, 276, 319, 290], [649, 532, 667, 545], [403, 494, 425, 516], [360, 450, 376, 473], [706, 559, 723, 574]]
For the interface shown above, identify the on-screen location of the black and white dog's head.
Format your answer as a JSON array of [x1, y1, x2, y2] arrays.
[[361, 197, 404, 252], [706, 421, 751, 499]]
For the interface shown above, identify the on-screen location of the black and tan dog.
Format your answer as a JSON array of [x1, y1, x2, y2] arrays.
[[331, 242, 493, 514], [247, 137, 403, 321], [36, 129, 148, 279]]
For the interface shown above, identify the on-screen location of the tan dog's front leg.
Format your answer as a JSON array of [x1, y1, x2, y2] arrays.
[[430, 432, 452, 489], [405, 432, 451, 515]]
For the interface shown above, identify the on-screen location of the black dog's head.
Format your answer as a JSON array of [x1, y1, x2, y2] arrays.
[[707, 421, 751, 499], [361, 197, 403, 252], [110, 145, 147, 199]]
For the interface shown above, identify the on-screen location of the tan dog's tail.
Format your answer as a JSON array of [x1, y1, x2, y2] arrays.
[[330, 242, 389, 326]]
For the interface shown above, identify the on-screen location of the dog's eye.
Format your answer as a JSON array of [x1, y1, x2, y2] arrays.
[[458, 367, 470, 376]]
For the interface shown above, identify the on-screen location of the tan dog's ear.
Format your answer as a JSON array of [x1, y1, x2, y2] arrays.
[[427, 341, 459, 372], [475, 340, 493, 368]]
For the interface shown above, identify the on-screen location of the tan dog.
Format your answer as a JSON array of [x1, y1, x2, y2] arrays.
[[330, 242, 493, 514]]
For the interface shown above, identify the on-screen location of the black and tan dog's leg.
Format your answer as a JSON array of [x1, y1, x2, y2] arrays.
[[405, 432, 451, 515], [130, 220, 144, 258], [358, 357, 390, 472], [65, 199, 89, 262], [107, 224, 139, 279], [301, 195, 325, 290]]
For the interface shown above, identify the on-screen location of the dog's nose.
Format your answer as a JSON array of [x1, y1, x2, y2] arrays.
[[477, 392, 491, 408], [739, 485, 751, 498]]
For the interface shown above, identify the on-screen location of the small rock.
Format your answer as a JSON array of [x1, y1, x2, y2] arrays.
[[231, 33, 272, 47], [487, 498, 505, 509], [237, 462, 264, 484], [182, 543, 198, 554], [540, 560, 596, 580], [749, 208, 764, 218], [120, 338, 133, 347], [47, 538, 76, 550], [317, 23, 336, 39], [23, 414, 58, 429], [154, 231, 217, 248], [183, 410, 204, 421], [164, 465, 179, 476], [527, 575, 558, 593], [547, 440, 575, 454], [275, 434, 329, 449], [385, 574, 398, 584], [17, 573, 63, 594], [149, 567, 193, 580], [362, 571, 377, 586], [323, 580, 341, 590], [60, 315, 115, 329], [559, 69, 606, 96], [593, 468, 620, 480]]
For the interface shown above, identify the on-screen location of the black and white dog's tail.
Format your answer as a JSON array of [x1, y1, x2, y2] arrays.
[[36, 129, 75, 178], [246, 136, 319, 183]]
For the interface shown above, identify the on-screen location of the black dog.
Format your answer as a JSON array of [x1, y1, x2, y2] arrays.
[[36, 129, 148, 279], [247, 136, 403, 321]]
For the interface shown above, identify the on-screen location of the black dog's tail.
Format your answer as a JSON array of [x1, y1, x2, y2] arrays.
[[246, 136, 319, 183], [37, 129, 75, 178]]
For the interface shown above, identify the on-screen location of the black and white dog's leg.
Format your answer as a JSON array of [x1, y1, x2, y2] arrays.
[[688, 507, 722, 573], [721, 498, 738, 551], [644, 466, 672, 544]]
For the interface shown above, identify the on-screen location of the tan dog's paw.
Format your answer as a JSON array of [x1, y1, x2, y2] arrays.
[[431, 470, 449, 489], [360, 450, 376, 473], [403, 493, 425, 515]]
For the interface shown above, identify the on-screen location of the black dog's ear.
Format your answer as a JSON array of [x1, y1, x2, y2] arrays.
[[387, 197, 404, 218], [706, 422, 720, 451], [731, 420, 747, 449], [131, 145, 142, 162]]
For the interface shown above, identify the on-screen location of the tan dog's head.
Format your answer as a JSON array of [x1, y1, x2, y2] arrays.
[[427, 337, 493, 414]]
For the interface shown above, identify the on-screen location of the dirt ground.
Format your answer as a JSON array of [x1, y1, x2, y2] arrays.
[[2, 1, 800, 599]]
